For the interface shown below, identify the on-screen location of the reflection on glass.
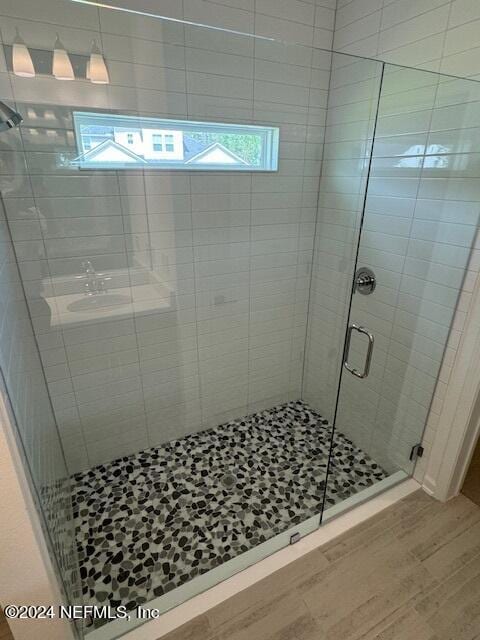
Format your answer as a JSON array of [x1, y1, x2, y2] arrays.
[[396, 144, 451, 167], [72, 112, 280, 171]]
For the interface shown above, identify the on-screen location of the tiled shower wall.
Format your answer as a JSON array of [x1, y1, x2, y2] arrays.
[[334, 0, 480, 79], [303, 54, 382, 425], [307, 61, 480, 476], [307, 0, 480, 478], [0, 0, 336, 473], [0, 140, 78, 602]]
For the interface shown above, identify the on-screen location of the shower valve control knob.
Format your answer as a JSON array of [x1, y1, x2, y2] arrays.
[[355, 267, 376, 295]]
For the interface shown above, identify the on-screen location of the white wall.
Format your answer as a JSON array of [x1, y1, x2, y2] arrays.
[[0, 0, 336, 473]]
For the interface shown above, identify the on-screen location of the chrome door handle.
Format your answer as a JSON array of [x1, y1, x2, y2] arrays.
[[343, 323, 374, 379]]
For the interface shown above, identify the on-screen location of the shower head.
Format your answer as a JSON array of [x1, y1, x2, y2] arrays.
[[0, 101, 22, 133]]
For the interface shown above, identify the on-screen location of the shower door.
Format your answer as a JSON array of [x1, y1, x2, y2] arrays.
[[322, 64, 480, 517], [0, 3, 385, 629]]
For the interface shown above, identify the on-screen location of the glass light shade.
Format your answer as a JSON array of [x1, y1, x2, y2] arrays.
[[53, 36, 74, 80], [12, 32, 35, 78], [89, 53, 109, 84], [89, 42, 109, 84]]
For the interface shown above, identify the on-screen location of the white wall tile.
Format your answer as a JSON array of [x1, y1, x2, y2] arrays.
[[305, 19, 480, 495], [1, 0, 335, 474]]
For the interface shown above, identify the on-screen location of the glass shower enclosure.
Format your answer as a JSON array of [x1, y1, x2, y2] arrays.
[[0, 1, 479, 637]]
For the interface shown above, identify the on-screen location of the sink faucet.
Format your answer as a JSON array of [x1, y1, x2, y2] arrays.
[[76, 260, 112, 295]]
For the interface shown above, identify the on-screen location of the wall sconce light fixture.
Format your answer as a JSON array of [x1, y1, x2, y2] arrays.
[[52, 34, 74, 80], [12, 29, 35, 77], [88, 40, 109, 84]]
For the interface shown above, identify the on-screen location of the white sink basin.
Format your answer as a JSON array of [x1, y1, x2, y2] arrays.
[[44, 269, 172, 327], [67, 293, 132, 313]]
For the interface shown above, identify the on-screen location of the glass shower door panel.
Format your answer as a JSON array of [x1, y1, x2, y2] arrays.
[[303, 54, 384, 426], [324, 65, 480, 515], [0, 131, 82, 616], [0, 8, 381, 633], [302, 53, 384, 518]]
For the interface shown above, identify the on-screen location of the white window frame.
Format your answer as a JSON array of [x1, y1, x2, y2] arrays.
[[73, 111, 280, 172]]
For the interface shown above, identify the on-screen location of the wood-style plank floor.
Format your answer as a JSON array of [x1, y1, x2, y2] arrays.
[[161, 491, 480, 640], [0, 610, 13, 640]]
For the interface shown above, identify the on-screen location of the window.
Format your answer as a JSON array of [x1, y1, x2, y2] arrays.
[[165, 134, 174, 152], [152, 133, 175, 153], [72, 111, 279, 171]]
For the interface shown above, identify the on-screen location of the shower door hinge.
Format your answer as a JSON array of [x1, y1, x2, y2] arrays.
[[74, 616, 92, 635], [290, 532, 301, 545], [409, 444, 424, 462]]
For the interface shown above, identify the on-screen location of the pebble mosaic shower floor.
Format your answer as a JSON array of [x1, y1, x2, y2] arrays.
[[72, 400, 387, 627]]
